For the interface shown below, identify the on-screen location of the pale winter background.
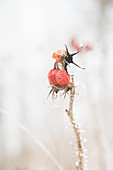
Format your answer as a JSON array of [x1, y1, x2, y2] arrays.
[[0, 0, 113, 170]]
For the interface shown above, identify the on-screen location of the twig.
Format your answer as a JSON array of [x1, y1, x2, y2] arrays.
[[0, 108, 65, 170], [66, 77, 84, 170]]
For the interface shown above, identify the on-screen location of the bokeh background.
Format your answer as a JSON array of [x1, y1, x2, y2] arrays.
[[0, 0, 113, 169]]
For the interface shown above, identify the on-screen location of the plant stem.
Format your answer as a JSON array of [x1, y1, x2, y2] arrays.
[[66, 77, 84, 170]]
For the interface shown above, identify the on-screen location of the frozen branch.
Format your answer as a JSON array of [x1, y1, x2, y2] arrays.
[[66, 77, 84, 170]]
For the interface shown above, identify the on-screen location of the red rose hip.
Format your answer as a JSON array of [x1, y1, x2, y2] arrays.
[[56, 70, 70, 86], [48, 69, 58, 85]]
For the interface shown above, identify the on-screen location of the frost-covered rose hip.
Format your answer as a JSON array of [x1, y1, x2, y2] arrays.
[[56, 70, 70, 86], [48, 69, 58, 85], [48, 45, 85, 98], [48, 69, 70, 86]]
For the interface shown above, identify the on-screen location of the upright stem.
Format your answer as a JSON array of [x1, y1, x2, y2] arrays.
[[66, 77, 84, 170]]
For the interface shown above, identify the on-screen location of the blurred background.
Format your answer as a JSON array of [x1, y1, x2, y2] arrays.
[[0, 0, 113, 169]]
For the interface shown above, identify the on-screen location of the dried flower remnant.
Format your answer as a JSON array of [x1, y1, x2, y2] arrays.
[[48, 45, 88, 169], [52, 50, 66, 63]]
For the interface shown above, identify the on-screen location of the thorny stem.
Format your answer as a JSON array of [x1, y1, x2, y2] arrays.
[[66, 77, 84, 170]]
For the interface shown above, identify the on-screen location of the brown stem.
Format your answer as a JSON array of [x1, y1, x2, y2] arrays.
[[66, 77, 84, 170]]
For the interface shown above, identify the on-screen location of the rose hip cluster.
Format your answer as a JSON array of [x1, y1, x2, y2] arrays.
[[48, 45, 84, 98]]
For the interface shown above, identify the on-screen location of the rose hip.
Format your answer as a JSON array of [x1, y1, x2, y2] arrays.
[[56, 70, 70, 86], [48, 69, 58, 85]]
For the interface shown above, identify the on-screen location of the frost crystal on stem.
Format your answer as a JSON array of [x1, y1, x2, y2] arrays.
[[66, 77, 88, 170]]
